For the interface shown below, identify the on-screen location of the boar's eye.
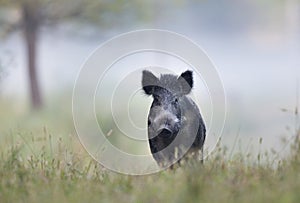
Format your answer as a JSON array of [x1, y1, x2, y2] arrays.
[[148, 119, 152, 126], [153, 95, 161, 103], [172, 98, 179, 105]]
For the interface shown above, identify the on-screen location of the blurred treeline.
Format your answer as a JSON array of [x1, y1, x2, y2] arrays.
[[0, 0, 298, 109]]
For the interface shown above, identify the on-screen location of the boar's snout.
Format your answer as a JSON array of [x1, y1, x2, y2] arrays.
[[157, 128, 173, 138], [148, 107, 180, 137], [156, 116, 180, 133]]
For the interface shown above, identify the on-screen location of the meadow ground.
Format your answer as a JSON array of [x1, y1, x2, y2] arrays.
[[0, 99, 300, 203]]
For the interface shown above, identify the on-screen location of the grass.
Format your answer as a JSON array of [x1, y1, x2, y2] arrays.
[[0, 99, 300, 203], [1, 135, 300, 203]]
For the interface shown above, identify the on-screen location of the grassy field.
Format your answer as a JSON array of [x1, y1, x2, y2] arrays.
[[0, 99, 300, 203]]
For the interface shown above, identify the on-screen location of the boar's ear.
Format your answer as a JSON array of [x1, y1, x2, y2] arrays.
[[142, 70, 159, 95], [178, 70, 193, 95]]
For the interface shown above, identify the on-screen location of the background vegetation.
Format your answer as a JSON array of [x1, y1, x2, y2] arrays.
[[0, 102, 299, 202], [0, 0, 300, 202]]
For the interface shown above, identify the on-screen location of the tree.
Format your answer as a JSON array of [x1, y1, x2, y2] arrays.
[[0, 0, 139, 109]]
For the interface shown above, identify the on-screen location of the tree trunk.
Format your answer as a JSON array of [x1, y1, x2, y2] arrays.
[[22, 4, 42, 109]]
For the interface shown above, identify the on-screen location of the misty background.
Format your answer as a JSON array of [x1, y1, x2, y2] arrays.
[[0, 0, 299, 158]]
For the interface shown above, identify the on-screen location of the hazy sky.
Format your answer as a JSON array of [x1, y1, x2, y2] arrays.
[[0, 1, 299, 155]]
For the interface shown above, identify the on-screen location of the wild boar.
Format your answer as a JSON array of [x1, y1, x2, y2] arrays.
[[142, 70, 206, 167]]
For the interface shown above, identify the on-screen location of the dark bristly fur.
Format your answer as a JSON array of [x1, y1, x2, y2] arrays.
[[142, 70, 206, 168]]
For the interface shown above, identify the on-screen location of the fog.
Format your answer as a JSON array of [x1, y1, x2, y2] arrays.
[[0, 0, 299, 156]]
